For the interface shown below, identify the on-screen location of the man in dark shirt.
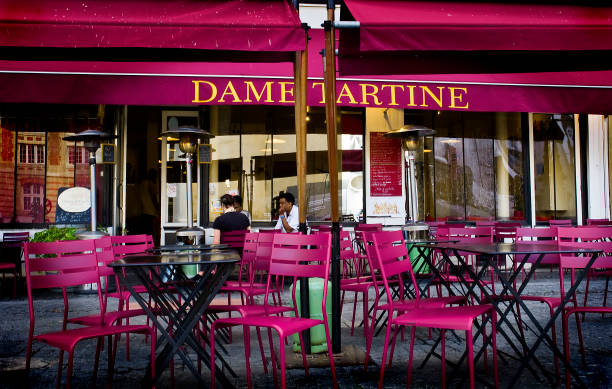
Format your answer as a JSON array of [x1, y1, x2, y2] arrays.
[[212, 194, 250, 244]]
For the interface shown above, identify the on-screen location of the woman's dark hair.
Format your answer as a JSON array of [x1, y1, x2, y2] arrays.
[[233, 195, 243, 206], [279, 192, 295, 205], [220, 194, 234, 207]]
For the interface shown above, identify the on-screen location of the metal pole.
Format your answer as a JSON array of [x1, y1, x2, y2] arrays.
[[89, 151, 97, 232], [185, 153, 193, 229], [324, 5, 342, 354], [408, 152, 419, 221]]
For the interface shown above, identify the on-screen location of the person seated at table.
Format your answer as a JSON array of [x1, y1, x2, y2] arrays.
[[274, 192, 299, 233], [233, 194, 251, 225], [212, 194, 250, 244]]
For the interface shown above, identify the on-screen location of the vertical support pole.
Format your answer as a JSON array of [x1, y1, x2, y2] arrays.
[[90, 152, 97, 232], [295, 32, 311, 353], [186, 153, 194, 229], [324, 3, 342, 354]]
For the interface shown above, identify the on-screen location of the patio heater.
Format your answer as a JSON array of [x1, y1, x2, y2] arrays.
[[63, 129, 117, 239], [159, 126, 213, 244], [384, 125, 434, 224]]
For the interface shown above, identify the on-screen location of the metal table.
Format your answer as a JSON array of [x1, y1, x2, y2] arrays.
[[412, 241, 602, 388], [147, 244, 231, 253], [110, 249, 240, 387]]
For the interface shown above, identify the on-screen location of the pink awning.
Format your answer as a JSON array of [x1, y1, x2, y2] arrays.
[[342, 0, 612, 52], [339, 0, 612, 75], [0, 0, 304, 53], [2, 30, 612, 113]]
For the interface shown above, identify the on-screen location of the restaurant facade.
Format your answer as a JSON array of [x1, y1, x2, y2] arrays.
[[1, 2, 611, 243]]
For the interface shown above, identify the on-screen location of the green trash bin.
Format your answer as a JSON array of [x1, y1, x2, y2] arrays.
[[182, 264, 198, 278], [292, 278, 332, 353], [407, 242, 430, 274]]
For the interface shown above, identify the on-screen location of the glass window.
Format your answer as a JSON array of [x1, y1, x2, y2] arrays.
[[415, 111, 525, 222], [208, 105, 365, 224], [533, 113, 576, 222], [0, 104, 104, 225]]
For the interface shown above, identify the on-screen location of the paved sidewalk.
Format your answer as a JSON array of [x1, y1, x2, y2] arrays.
[[0, 272, 610, 388]]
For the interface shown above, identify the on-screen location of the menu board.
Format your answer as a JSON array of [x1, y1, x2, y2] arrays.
[[198, 144, 212, 164], [370, 132, 402, 197], [101, 144, 115, 164]]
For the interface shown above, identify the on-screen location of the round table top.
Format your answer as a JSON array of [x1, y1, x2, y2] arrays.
[[109, 249, 240, 267], [147, 244, 230, 253], [402, 223, 430, 232]]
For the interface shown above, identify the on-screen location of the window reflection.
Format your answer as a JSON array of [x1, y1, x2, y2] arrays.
[[533, 113, 576, 222]]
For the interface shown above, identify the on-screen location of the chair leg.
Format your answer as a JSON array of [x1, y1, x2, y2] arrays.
[[363, 290, 369, 338], [92, 337, 103, 387], [574, 310, 586, 366], [25, 329, 33, 375], [66, 351, 74, 389], [56, 350, 64, 389], [491, 312, 499, 389], [267, 328, 279, 389], [467, 330, 474, 389], [279, 335, 287, 389], [323, 322, 338, 389], [244, 325, 253, 389], [107, 335, 115, 388], [582, 274, 590, 322], [297, 331, 309, 376], [441, 329, 446, 389], [388, 324, 401, 368], [350, 291, 358, 335], [406, 326, 416, 389], [547, 304, 560, 382], [603, 277, 610, 319], [364, 306, 378, 371], [378, 320, 393, 389], [256, 326, 269, 374], [562, 313, 572, 389], [210, 322, 217, 389]]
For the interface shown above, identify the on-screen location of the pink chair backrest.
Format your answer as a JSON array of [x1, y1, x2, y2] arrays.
[[515, 227, 559, 264], [368, 230, 421, 305], [475, 220, 496, 227], [339, 230, 354, 261], [312, 225, 333, 232], [24, 239, 104, 325], [586, 218, 610, 226], [110, 234, 150, 258], [444, 227, 493, 243], [494, 223, 522, 241], [548, 219, 572, 226], [3, 231, 29, 242], [355, 223, 383, 232], [220, 229, 248, 249], [556, 226, 612, 243], [268, 233, 332, 311]]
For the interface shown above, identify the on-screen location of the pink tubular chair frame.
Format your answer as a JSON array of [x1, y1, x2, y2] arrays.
[[24, 239, 155, 389], [210, 233, 338, 389], [362, 230, 466, 376], [220, 229, 249, 254], [556, 227, 612, 388], [369, 231, 498, 389]]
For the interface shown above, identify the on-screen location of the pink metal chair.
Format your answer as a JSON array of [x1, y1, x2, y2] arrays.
[[475, 220, 496, 227], [340, 230, 376, 337], [369, 231, 498, 389], [67, 237, 150, 362], [362, 230, 466, 374], [311, 224, 332, 233], [356, 223, 383, 232], [220, 229, 248, 254], [210, 233, 338, 389], [0, 262, 16, 298], [548, 219, 572, 226], [586, 218, 610, 226], [557, 228, 612, 388], [1, 231, 29, 289], [557, 226, 612, 317], [105, 234, 153, 359], [23, 239, 155, 389]]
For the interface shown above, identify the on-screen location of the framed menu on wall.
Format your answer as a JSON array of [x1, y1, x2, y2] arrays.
[[369, 132, 402, 197]]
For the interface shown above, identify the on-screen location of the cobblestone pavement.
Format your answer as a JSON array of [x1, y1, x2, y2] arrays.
[[0, 271, 610, 388]]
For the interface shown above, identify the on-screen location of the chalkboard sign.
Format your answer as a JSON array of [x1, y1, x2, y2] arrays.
[[101, 144, 116, 164], [55, 187, 91, 224], [198, 144, 212, 164]]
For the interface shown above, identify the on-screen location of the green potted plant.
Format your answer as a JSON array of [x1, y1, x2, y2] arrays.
[[30, 226, 77, 242]]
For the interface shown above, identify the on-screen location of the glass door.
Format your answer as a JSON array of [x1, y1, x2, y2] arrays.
[[160, 111, 200, 244]]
